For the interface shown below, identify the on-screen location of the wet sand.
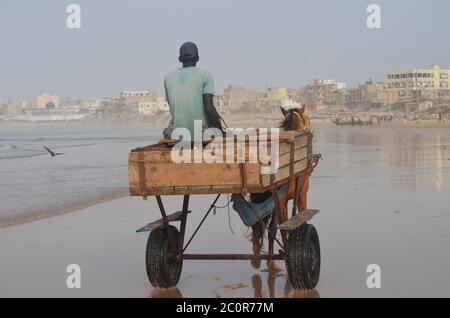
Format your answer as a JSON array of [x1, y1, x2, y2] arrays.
[[1, 126, 449, 297]]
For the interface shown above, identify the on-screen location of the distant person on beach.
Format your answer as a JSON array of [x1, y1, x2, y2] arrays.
[[163, 42, 223, 139]]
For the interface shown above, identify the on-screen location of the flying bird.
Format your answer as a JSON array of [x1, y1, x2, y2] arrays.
[[43, 146, 65, 157]]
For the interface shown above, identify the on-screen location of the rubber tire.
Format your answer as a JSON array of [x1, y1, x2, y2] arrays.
[[286, 224, 321, 290], [146, 225, 183, 288]]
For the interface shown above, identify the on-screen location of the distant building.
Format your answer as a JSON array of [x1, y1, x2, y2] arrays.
[[260, 87, 296, 113], [304, 79, 346, 107], [138, 97, 169, 115], [417, 100, 434, 112], [373, 65, 450, 110], [214, 92, 231, 114], [120, 90, 156, 98], [265, 87, 289, 101], [15, 106, 87, 122], [0, 101, 26, 117], [99, 98, 122, 114], [120, 90, 159, 113], [215, 86, 261, 113], [384, 64, 450, 90], [33, 93, 59, 108], [342, 87, 364, 109]]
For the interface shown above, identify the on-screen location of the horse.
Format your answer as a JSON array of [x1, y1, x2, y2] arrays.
[[250, 105, 315, 271]]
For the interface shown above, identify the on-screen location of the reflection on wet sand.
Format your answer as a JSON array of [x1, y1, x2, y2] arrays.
[[151, 287, 184, 298], [150, 271, 320, 298], [315, 126, 450, 190], [251, 271, 320, 298]]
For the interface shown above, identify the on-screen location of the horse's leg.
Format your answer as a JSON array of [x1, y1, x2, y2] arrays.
[[296, 176, 309, 211], [267, 211, 278, 272], [278, 179, 296, 245], [267, 190, 282, 272], [292, 177, 300, 217], [279, 194, 289, 246]]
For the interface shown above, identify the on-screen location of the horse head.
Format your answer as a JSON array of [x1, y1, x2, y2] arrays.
[[280, 105, 311, 132]]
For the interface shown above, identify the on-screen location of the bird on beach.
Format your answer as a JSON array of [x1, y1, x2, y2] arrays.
[[43, 146, 65, 157]]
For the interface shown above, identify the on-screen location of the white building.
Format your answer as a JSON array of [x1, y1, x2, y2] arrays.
[[384, 64, 450, 90], [120, 90, 153, 98], [281, 99, 301, 109], [15, 107, 88, 122], [314, 79, 346, 90]]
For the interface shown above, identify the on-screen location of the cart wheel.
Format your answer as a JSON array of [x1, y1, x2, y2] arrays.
[[146, 225, 183, 288], [285, 224, 320, 290]]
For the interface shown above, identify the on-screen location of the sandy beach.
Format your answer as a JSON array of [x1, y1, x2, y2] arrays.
[[1, 125, 449, 298]]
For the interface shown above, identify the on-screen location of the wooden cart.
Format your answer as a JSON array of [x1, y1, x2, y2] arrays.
[[129, 130, 321, 290]]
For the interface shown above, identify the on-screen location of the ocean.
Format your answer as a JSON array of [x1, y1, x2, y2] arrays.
[[0, 126, 160, 226]]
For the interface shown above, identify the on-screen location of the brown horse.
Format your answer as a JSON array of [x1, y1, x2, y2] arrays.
[[250, 105, 317, 271]]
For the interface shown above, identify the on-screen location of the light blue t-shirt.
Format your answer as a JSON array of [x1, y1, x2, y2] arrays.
[[163, 67, 215, 139]]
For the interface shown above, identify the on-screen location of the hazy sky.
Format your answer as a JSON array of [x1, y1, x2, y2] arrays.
[[0, 0, 449, 102]]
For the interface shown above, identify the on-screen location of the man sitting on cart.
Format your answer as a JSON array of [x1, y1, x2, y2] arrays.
[[163, 42, 224, 140]]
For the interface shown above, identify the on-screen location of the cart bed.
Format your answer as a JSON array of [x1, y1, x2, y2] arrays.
[[129, 130, 312, 196]]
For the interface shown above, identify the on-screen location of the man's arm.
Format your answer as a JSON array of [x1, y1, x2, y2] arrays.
[[163, 80, 174, 139], [203, 93, 223, 131]]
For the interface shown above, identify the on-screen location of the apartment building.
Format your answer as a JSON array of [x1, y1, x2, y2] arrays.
[[384, 64, 450, 90], [33, 93, 59, 108], [138, 97, 169, 115]]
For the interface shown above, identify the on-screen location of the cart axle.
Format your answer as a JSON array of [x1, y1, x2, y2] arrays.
[[171, 253, 285, 261]]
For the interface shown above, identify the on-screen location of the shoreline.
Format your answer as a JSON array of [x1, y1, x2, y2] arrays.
[[2, 116, 450, 129], [0, 188, 129, 229], [377, 120, 450, 129]]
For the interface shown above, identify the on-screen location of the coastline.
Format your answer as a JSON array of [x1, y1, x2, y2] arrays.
[[2, 111, 450, 130], [378, 119, 450, 129], [0, 188, 129, 229]]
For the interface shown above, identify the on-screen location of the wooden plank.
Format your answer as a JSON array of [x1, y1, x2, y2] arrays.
[[134, 162, 260, 188], [156, 131, 306, 145], [131, 143, 170, 152], [278, 147, 308, 168], [261, 158, 308, 187], [136, 210, 192, 233], [204, 134, 308, 162], [129, 133, 309, 163], [129, 168, 311, 196], [278, 209, 319, 231], [278, 134, 308, 155]]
